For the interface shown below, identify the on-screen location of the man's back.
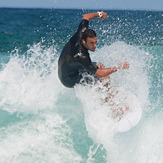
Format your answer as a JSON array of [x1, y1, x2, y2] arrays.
[[58, 19, 92, 88]]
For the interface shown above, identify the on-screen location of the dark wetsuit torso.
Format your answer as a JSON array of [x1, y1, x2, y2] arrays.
[[58, 19, 99, 88]]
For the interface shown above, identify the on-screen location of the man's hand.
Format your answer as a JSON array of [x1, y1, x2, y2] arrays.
[[96, 63, 105, 69], [118, 62, 130, 70], [100, 12, 108, 19]]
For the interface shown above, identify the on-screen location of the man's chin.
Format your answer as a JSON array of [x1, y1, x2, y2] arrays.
[[90, 49, 96, 52]]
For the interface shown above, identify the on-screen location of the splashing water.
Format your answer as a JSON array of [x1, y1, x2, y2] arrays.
[[0, 42, 60, 114], [75, 41, 163, 162], [0, 42, 82, 162], [0, 40, 162, 162]]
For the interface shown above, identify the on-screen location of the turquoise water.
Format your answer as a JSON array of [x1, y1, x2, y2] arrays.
[[0, 8, 162, 162]]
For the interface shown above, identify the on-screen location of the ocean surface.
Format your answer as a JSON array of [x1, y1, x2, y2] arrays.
[[0, 8, 162, 163]]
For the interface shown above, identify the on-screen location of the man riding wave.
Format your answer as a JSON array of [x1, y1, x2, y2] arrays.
[[58, 12, 129, 88]]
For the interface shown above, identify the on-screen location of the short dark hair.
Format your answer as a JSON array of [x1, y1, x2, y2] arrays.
[[82, 29, 97, 42]]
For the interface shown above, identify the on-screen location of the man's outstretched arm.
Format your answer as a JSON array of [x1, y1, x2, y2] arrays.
[[95, 62, 130, 78], [82, 12, 108, 21]]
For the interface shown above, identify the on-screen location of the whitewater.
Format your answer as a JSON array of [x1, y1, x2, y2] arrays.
[[0, 8, 162, 163], [0, 40, 162, 162]]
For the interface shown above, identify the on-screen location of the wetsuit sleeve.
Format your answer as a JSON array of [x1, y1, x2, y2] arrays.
[[75, 54, 99, 74], [69, 19, 89, 45], [76, 19, 89, 33], [86, 62, 99, 74]]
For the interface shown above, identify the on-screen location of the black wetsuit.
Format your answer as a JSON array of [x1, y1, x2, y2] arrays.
[[58, 19, 99, 88]]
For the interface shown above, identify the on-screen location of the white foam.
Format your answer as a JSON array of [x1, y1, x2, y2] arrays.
[[92, 41, 149, 107], [0, 112, 82, 163], [0, 43, 62, 114], [136, 111, 163, 163], [0, 40, 155, 162], [75, 41, 150, 161], [75, 82, 118, 161]]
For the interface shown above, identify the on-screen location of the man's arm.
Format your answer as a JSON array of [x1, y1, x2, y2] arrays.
[[95, 67, 117, 77], [82, 12, 108, 21], [95, 62, 129, 77]]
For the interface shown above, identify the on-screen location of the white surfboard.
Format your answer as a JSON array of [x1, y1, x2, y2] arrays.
[[110, 90, 142, 133]]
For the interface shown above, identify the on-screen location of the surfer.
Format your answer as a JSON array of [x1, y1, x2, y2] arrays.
[[58, 12, 129, 88]]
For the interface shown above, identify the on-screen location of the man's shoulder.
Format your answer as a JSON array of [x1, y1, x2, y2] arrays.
[[74, 49, 90, 60], [74, 52, 85, 58]]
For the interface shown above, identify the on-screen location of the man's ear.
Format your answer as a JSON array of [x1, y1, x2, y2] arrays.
[[82, 39, 86, 44]]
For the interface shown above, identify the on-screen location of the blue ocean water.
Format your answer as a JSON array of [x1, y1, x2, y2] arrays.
[[0, 8, 162, 162]]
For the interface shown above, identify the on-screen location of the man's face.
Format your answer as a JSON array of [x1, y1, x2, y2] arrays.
[[82, 37, 97, 52]]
